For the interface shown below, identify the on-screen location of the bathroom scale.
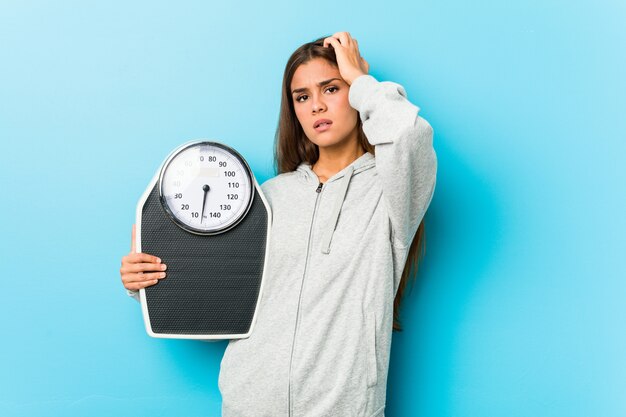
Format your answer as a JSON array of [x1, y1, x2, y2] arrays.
[[135, 139, 271, 340]]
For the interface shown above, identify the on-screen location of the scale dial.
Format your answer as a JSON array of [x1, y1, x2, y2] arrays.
[[158, 141, 254, 235]]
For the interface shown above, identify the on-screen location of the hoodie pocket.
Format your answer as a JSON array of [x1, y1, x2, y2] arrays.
[[366, 311, 378, 388]]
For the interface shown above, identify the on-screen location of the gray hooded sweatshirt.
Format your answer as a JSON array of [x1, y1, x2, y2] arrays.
[[128, 74, 437, 417], [218, 74, 437, 417]]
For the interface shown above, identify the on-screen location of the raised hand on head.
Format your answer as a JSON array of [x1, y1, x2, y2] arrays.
[[323, 31, 369, 85]]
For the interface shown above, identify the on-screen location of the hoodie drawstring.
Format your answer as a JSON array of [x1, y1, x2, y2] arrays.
[[320, 165, 354, 254]]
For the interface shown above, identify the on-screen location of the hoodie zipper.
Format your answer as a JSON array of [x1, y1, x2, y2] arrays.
[[288, 182, 324, 417]]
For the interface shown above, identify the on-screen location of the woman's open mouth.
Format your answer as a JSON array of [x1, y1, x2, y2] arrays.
[[313, 119, 332, 132]]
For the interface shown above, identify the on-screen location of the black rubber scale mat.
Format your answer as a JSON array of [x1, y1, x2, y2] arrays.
[[140, 184, 268, 336]]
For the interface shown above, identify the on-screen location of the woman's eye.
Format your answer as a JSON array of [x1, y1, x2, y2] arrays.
[[325, 86, 338, 93], [296, 95, 308, 102]]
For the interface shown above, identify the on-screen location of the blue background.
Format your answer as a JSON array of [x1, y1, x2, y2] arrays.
[[1, 1, 624, 416]]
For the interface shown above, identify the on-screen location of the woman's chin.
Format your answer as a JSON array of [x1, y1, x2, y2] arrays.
[[309, 136, 348, 149]]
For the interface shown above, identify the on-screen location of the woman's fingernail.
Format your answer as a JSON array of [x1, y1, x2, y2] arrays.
[[161, 264, 167, 270], [156, 258, 161, 263], [160, 273, 166, 278]]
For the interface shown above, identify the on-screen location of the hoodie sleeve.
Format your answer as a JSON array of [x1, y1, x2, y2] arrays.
[[349, 74, 437, 248]]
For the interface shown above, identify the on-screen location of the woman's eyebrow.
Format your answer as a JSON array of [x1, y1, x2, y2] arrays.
[[291, 78, 342, 95]]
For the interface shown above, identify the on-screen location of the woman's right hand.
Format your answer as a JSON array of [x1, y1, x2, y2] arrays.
[[120, 224, 167, 291]]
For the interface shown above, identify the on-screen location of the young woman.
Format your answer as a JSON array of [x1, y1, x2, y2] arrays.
[[120, 32, 437, 417]]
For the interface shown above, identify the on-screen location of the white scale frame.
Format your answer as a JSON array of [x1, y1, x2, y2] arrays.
[[134, 139, 273, 340]]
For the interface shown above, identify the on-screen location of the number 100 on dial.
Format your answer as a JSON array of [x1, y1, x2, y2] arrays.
[[158, 141, 254, 235]]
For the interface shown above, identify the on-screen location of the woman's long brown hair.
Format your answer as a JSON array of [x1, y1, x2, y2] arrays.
[[274, 36, 426, 332]]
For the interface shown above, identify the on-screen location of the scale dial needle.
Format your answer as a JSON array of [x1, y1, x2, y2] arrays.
[[201, 184, 210, 224]]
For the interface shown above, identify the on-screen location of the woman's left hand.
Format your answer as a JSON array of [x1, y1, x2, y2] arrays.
[[323, 32, 369, 85]]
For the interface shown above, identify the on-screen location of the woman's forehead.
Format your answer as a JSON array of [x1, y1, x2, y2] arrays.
[[291, 59, 341, 89]]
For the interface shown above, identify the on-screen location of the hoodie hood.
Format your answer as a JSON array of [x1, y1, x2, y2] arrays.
[[295, 152, 376, 254], [295, 151, 375, 185]]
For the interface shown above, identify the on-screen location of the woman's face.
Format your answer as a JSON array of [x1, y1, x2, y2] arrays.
[[290, 58, 359, 150]]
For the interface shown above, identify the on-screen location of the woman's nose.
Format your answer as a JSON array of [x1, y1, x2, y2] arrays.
[[311, 95, 326, 113]]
